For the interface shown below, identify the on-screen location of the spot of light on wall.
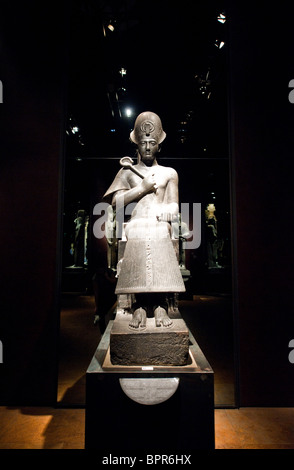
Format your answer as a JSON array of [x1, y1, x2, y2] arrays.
[[108, 23, 115, 32]]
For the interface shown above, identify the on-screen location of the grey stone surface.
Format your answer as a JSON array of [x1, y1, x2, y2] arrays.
[[103, 111, 187, 331], [110, 313, 190, 366], [119, 377, 180, 405]]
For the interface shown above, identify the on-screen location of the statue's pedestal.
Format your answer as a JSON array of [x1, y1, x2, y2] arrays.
[[110, 311, 190, 366], [85, 321, 215, 451]]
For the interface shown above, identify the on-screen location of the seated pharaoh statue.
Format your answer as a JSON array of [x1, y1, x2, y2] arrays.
[[103, 111, 186, 331]]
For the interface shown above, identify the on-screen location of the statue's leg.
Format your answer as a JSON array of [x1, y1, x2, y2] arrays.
[[129, 307, 147, 329]]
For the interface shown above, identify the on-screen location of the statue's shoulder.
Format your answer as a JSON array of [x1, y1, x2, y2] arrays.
[[158, 165, 178, 179], [103, 167, 131, 202]]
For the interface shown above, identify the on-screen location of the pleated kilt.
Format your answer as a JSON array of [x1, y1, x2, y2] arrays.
[[115, 218, 185, 294]]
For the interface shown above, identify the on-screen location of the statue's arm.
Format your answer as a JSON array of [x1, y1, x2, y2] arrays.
[[112, 173, 157, 208], [156, 169, 179, 221]]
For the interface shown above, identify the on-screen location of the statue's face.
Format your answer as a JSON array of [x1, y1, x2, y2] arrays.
[[138, 138, 159, 164]]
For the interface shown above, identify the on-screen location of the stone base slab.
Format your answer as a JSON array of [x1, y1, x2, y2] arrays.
[[109, 312, 190, 366]]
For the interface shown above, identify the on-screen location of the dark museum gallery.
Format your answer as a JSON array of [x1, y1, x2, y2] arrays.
[[0, 0, 294, 456]]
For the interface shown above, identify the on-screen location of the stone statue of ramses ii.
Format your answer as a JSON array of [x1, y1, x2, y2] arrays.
[[103, 111, 186, 329]]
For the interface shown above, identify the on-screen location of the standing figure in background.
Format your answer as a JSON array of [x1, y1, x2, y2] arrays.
[[72, 209, 86, 268], [205, 203, 220, 268]]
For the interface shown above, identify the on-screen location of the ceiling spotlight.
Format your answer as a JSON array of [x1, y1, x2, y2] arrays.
[[108, 23, 115, 32], [125, 108, 133, 117], [217, 13, 226, 24], [119, 67, 127, 77], [215, 39, 225, 49]]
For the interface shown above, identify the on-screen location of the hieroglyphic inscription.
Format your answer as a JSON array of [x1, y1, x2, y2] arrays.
[[146, 237, 152, 287]]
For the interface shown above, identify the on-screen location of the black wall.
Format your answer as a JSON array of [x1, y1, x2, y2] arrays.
[[228, 2, 294, 405], [0, 1, 68, 404]]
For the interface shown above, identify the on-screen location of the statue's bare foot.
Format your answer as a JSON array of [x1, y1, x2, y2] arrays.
[[154, 306, 173, 328], [129, 307, 146, 329]]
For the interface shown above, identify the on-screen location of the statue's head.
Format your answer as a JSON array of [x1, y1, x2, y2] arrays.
[[207, 204, 216, 212], [130, 111, 166, 145]]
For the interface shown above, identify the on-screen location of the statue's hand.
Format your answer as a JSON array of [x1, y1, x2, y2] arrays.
[[155, 203, 179, 222], [156, 203, 179, 222], [156, 212, 176, 222], [141, 173, 158, 192]]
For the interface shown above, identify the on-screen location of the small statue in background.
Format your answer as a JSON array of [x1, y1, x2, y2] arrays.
[[205, 203, 221, 268], [70, 209, 86, 268]]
